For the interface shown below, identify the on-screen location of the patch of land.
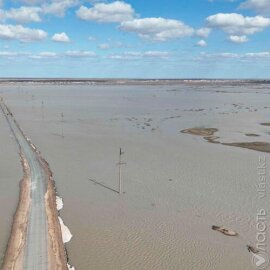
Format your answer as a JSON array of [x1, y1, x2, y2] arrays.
[[45, 178, 68, 269], [212, 226, 238, 236], [245, 133, 260, 137], [181, 127, 270, 153], [1, 154, 30, 270], [40, 155, 68, 270], [181, 128, 218, 137], [223, 142, 270, 153]]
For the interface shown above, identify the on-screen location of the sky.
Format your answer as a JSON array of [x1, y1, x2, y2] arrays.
[[0, 0, 270, 78]]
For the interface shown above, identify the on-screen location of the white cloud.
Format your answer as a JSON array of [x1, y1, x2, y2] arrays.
[[42, 0, 79, 17], [228, 35, 249, 43], [195, 27, 211, 38], [119, 18, 194, 41], [76, 1, 134, 23], [0, 51, 17, 57], [108, 54, 125, 60], [30, 51, 58, 59], [123, 51, 141, 57], [108, 51, 170, 60], [0, 51, 30, 57], [0, 24, 47, 42], [0, 50, 100, 59], [196, 40, 207, 47], [0, 7, 42, 23], [65, 50, 96, 57], [0, 0, 79, 23], [98, 43, 110, 49], [39, 51, 57, 57], [143, 51, 170, 58], [194, 52, 270, 63], [213, 52, 239, 58], [19, 0, 45, 4], [206, 13, 270, 35], [52, 32, 70, 42], [198, 52, 240, 61], [98, 41, 126, 49], [244, 52, 270, 58], [240, 0, 270, 14]]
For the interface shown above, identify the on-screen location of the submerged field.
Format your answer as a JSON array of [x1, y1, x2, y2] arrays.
[[0, 81, 269, 269]]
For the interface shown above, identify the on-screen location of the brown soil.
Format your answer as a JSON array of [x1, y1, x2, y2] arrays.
[[1, 154, 31, 270], [245, 133, 260, 137], [181, 127, 270, 153], [41, 157, 68, 270], [212, 225, 238, 236], [1, 100, 68, 270], [223, 141, 270, 153], [181, 128, 218, 137]]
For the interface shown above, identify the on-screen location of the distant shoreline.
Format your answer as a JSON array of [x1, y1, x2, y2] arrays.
[[0, 78, 270, 85]]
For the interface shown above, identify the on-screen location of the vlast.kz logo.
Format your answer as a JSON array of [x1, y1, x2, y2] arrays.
[[252, 157, 269, 269], [252, 252, 269, 269]]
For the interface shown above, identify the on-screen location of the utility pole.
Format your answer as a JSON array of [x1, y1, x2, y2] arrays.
[[31, 94, 35, 111], [118, 148, 126, 194], [61, 112, 64, 138], [41, 100, 44, 120]]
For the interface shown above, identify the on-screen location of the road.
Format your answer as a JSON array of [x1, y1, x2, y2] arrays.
[[0, 102, 49, 269]]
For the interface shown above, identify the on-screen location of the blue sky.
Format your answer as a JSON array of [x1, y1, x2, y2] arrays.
[[0, 0, 270, 78]]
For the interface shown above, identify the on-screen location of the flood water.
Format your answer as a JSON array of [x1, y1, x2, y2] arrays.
[[0, 81, 269, 269]]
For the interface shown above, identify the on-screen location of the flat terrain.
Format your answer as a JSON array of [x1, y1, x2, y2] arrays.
[[0, 106, 21, 267], [0, 101, 67, 269], [0, 81, 269, 269]]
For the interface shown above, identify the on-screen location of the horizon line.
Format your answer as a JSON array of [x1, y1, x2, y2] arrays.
[[1, 77, 270, 81]]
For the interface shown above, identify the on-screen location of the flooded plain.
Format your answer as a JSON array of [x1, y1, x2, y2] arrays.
[[0, 81, 269, 269]]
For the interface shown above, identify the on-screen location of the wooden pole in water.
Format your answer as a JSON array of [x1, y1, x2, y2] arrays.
[[118, 148, 126, 194], [41, 100, 44, 120], [31, 94, 34, 110], [61, 112, 64, 138], [119, 148, 122, 194]]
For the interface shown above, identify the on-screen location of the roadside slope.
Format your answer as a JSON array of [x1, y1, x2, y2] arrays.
[[0, 100, 67, 270]]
